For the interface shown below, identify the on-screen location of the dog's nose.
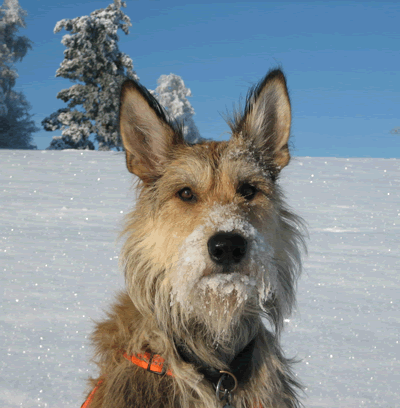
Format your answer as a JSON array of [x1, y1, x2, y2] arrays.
[[207, 232, 247, 265]]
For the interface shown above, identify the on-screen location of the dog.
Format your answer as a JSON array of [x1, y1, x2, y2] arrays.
[[82, 69, 306, 408]]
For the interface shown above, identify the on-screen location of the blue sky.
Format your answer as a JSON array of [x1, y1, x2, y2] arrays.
[[13, 0, 400, 157]]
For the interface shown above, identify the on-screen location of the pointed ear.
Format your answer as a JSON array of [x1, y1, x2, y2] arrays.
[[119, 80, 184, 182], [233, 69, 292, 173]]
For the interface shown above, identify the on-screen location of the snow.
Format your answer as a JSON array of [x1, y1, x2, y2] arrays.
[[1, 150, 399, 407]]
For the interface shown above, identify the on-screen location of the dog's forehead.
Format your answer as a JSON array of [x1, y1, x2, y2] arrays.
[[168, 140, 265, 185]]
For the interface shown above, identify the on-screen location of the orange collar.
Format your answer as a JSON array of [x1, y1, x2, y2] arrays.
[[81, 351, 172, 408], [123, 351, 174, 376]]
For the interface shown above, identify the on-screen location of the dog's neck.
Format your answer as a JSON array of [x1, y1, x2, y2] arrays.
[[175, 335, 257, 387], [171, 314, 261, 387]]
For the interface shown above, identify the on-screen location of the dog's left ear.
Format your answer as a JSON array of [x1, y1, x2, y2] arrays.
[[233, 69, 292, 172]]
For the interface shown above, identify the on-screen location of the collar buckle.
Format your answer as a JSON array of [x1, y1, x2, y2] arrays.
[[146, 353, 167, 376]]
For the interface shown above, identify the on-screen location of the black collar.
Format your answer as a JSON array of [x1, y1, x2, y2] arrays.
[[176, 337, 257, 388]]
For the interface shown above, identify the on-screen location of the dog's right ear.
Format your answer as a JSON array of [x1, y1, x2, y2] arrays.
[[119, 80, 184, 182]]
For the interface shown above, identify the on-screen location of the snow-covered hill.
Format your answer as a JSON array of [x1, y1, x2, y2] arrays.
[[1, 150, 399, 407]]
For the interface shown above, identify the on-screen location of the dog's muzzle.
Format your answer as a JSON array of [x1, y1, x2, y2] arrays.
[[207, 232, 247, 266]]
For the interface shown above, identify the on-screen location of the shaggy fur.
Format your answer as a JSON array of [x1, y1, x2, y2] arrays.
[[85, 69, 306, 408]]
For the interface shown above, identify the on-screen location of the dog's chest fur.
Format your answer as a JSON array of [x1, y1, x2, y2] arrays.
[[89, 292, 300, 408]]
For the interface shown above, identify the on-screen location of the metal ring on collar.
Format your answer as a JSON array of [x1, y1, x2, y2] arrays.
[[215, 371, 238, 400]]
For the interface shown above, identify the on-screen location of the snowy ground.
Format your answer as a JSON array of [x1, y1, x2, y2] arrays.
[[1, 150, 399, 408]]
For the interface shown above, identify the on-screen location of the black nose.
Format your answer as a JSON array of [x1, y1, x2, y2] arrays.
[[207, 232, 247, 265]]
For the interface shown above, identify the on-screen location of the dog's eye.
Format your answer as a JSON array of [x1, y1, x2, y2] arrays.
[[238, 183, 257, 200], [178, 187, 195, 202]]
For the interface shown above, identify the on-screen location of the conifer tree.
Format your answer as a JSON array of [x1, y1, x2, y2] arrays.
[[152, 74, 202, 144], [0, 87, 6, 116], [0, 0, 38, 149], [43, 0, 137, 150]]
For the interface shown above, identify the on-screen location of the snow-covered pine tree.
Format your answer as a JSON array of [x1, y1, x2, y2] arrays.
[[152, 74, 203, 144], [0, 87, 6, 116], [43, 0, 137, 151], [0, 0, 38, 149]]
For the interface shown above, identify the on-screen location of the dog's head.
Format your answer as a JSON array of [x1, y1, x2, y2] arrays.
[[119, 70, 305, 343]]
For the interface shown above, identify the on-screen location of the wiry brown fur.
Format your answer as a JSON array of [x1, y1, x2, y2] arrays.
[[85, 69, 306, 408]]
